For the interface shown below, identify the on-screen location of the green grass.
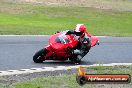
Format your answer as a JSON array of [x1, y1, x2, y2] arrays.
[[87, 65, 132, 74], [14, 75, 94, 88], [0, 1, 132, 36], [0, 65, 132, 88]]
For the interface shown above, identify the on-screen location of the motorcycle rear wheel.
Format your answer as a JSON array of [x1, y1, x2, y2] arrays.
[[33, 48, 48, 63], [69, 56, 81, 64]]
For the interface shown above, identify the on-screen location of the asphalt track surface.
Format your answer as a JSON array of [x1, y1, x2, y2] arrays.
[[0, 35, 132, 71]]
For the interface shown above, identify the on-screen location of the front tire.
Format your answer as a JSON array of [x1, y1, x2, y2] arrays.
[[33, 49, 48, 63]]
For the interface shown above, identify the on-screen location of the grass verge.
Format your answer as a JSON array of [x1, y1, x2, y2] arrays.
[[0, 1, 132, 36], [0, 65, 132, 88]]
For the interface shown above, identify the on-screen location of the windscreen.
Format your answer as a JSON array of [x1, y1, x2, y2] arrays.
[[55, 33, 70, 44]]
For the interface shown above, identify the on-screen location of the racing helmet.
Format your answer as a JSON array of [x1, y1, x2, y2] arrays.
[[75, 24, 86, 33]]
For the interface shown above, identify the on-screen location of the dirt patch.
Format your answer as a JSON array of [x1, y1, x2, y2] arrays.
[[8, 0, 132, 11], [0, 0, 132, 11]]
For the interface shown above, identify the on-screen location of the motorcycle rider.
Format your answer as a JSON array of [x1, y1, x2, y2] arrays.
[[66, 24, 91, 37], [66, 24, 92, 63]]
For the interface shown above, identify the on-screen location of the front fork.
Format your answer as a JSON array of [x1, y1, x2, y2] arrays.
[[44, 45, 53, 59]]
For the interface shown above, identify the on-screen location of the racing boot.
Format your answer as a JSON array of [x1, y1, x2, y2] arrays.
[[73, 49, 81, 55]]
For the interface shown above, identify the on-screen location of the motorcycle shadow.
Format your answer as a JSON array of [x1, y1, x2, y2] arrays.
[[39, 60, 95, 66]]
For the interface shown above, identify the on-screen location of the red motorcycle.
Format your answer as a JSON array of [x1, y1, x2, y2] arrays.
[[33, 31, 99, 63]]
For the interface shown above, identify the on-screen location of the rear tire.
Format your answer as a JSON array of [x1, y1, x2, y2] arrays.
[[33, 48, 48, 63], [69, 56, 81, 64]]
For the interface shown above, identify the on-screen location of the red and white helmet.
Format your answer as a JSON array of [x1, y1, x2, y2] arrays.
[[75, 24, 86, 33]]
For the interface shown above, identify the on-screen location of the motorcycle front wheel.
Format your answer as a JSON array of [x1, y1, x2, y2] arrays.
[[33, 48, 49, 63]]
